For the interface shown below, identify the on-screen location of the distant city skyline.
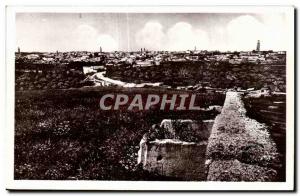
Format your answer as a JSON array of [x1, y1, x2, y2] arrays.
[[16, 13, 288, 52]]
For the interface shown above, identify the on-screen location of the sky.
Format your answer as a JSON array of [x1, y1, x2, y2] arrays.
[[16, 12, 289, 52]]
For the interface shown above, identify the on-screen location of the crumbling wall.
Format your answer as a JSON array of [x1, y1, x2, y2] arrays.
[[137, 91, 280, 181], [143, 139, 208, 180], [206, 91, 280, 181], [138, 119, 215, 180]]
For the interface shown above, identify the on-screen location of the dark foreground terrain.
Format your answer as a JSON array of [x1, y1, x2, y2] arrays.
[[243, 94, 286, 181], [14, 87, 224, 180]]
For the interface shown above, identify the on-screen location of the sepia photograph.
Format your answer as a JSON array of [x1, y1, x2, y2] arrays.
[[5, 6, 295, 191]]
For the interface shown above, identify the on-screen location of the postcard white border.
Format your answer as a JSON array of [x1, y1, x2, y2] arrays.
[[5, 5, 295, 191]]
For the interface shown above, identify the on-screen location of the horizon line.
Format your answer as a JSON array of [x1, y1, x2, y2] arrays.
[[15, 49, 286, 53]]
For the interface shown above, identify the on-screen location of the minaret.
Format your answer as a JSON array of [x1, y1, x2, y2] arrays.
[[100, 46, 102, 53], [17, 47, 20, 54], [256, 40, 260, 52]]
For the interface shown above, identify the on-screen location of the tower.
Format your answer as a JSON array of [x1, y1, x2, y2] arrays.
[[256, 40, 260, 52], [17, 47, 20, 54], [100, 46, 102, 53]]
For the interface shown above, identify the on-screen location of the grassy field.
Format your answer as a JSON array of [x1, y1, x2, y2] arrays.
[[15, 87, 225, 180]]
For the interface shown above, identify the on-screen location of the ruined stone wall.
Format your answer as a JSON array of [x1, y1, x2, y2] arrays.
[[138, 119, 214, 180], [144, 140, 208, 180], [206, 91, 280, 181], [138, 92, 281, 181]]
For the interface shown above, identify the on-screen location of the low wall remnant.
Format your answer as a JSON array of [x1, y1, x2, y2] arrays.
[[206, 91, 280, 181]]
